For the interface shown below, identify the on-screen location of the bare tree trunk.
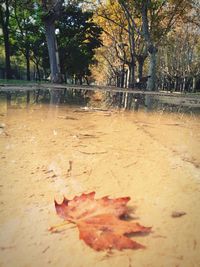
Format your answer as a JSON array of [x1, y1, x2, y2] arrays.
[[26, 54, 30, 103], [3, 24, 12, 79], [27, 91, 30, 104], [140, 0, 157, 110], [44, 22, 60, 81], [116, 74, 120, 87], [7, 91, 11, 105], [141, 1, 158, 92], [128, 23, 135, 88], [42, 0, 63, 104], [137, 55, 146, 80], [128, 64, 135, 88], [192, 76, 196, 92], [174, 77, 178, 92], [120, 66, 125, 88], [25, 47, 31, 81], [36, 63, 41, 81], [138, 61, 144, 80], [147, 47, 157, 91], [182, 76, 186, 93], [0, 1, 12, 79], [44, 20, 62, 104], [35, 90, 40, 103]]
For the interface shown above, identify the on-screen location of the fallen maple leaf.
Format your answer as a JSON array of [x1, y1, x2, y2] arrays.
[[54, 192, 151, 251]]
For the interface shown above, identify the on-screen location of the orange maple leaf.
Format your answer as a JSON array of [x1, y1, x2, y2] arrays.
[[54, 192, 151, 251]]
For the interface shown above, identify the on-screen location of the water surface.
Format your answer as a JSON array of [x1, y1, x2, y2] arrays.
[[0, 103, 200, 267]]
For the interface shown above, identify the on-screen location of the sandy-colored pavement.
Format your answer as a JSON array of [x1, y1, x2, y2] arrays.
[[0, 103, 200, 267]]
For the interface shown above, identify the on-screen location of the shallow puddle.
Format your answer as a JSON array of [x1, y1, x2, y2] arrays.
[[0, 102, 200, 267]]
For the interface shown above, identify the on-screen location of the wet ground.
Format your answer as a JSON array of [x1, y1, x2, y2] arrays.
[[0, 102, 200, 267]]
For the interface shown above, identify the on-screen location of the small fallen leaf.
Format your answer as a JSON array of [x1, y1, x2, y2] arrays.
[[67, 160, 73, 174], [171, 211, 186, 218], [53, 192, 151, 251], [42, 246, 50, 254]]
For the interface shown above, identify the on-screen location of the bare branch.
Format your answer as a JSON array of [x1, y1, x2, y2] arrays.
[[118, 0, 142, 37]]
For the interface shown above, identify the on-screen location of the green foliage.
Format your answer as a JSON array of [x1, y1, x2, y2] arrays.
[[57, 4, 102, 80], [10, 1, 47, 63], [0, 0, 102, 81]]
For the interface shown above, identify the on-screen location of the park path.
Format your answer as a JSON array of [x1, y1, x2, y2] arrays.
[[0, 103, 200, 267]]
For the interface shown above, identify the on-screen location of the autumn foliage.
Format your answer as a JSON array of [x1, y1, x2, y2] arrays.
[[54, 192, 151, 251]]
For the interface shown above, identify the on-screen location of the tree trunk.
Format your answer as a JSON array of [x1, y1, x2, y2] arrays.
[[141, 1, 158, 92], [147, 47, 157, 91], [116, 74, 120, 87], [192, 76, 196, 93], [7, 91, 11, 105], [27, 91, 30, 104], [120, 65, 125, 88], [128, 63, 135, 88], [137, 55, 145, 80], [44, 21, 60, 82], [36, 63, 41, 81], [35, 89, 40, 103], [4, 25, 12, 79], [85, 76, 89, 85], [44, 20, 62, 104], [26, 47, 31, 81], [0, 2, 12, 79], [138, 61, 143, 81], [42, 0, 64, 105], [128, 23, 135, 88], [174, 77, 178, 92], [145, 51, 156, 110], [182, 76, 186, 93]]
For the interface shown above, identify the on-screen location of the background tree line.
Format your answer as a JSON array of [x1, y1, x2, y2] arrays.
[[0, 0, 199, 96], [92, 0, 200, 93], [0, 0, 102, 85]]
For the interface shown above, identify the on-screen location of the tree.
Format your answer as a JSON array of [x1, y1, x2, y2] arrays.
[[95, 1, 134, 88], [41, 0, 63, 83], [57, 4, 102, 84], [157, 23, 200, 92], [118, 0, 193, 91], [0, 0, 12, 79], [12, 0, 39, 81], [41, 0, 63, 103]]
